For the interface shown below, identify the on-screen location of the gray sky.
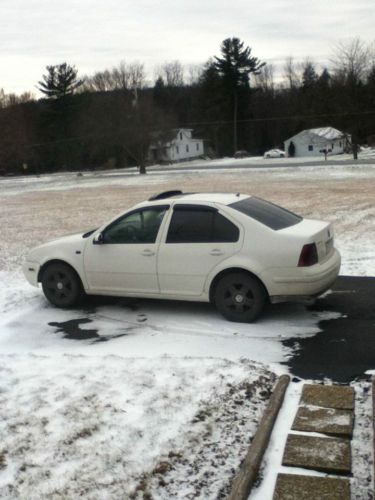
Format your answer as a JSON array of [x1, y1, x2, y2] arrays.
[[1, 0, 374, 94]]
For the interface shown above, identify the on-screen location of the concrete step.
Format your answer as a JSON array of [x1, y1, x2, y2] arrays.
[[300, 384, 354, 410], [273, 473, 350, 500], [292, 405, 354, 437], [282, 434, 351, 474]]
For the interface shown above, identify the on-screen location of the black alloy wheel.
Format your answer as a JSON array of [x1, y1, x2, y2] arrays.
[[41, 262, 82, 308], [214, 272, 266, 323]]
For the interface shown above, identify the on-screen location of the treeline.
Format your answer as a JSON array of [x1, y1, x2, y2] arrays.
[[1, 37, 374, 175]]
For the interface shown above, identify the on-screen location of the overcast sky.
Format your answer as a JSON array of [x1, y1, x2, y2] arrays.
[[1, 0, 374, 95]]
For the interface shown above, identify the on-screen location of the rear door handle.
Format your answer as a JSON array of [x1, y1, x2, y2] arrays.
[[142, 249, 155, 257], [210, 249, 224, 256]]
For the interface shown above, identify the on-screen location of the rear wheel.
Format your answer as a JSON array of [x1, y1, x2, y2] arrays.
[[214, 272, 266, 323], [41, 262, 82, 308]]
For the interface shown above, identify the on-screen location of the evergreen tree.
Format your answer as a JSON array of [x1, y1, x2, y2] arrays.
[[302, 62, 318, 89], [38, 63, 83, 99], [318, 68, 331, 88], [213, 37, 265, 153]]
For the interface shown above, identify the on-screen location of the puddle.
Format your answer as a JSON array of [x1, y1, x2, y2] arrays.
[[48, 318, 128, 343], [283, 276, 375, 382]]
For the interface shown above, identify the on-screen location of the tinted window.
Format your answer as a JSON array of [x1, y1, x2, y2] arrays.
[[103, 206, 168, 244], [213, 212, 240, 242], [167, 206, 239, 243], [229, 197, 302, 230]]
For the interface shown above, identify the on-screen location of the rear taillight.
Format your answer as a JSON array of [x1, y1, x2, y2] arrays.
[[298, 243, 318, 267]]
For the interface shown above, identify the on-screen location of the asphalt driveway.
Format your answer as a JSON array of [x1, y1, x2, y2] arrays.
[[284, 276, 375, 382], [40, 276, 375, 384]]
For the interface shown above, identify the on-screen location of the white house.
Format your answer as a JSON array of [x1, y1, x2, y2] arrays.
[[284, 127, 351, 158], [149, 128, 204, 163]]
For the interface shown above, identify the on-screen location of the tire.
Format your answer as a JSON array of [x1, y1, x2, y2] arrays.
[[41, 262, 82, 308], [214, 272, 266, 323]]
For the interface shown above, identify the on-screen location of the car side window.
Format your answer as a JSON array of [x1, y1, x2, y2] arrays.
[[166, 206, 239, 243], [103, 206, 168, 244]]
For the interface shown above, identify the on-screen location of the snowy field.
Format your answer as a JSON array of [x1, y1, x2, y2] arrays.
[[1, 160, 374, 498]]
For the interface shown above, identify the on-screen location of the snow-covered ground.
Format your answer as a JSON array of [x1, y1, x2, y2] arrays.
[[0, 160, 374, 498]]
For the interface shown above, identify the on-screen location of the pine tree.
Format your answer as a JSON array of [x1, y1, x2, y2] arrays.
[[213, 37, 265, 153], [302, 62, 318, 89], [38, 63, 83, 99]]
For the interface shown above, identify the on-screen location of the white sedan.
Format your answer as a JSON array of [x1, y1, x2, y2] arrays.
[[264, 149, 286, 159], [23, 191, 341, 322]]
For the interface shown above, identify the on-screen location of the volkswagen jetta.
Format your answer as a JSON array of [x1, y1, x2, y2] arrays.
[[23, 191, 341, 322]]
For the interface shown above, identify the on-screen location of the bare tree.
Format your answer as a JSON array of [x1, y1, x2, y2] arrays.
[[127, 62, 146, 90], [81, 70, 115, 92], [254, 63, 275, 92], [186, 64, 204, 86], [0, 88, 34, 107], [283, 57, 301, 89], [155, 61, 184, 87], [330, 38, 371, 84], [83, 61, 145, 94]]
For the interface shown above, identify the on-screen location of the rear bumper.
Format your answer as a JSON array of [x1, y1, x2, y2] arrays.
[[22, 260, 40, 287], [262, 248, 341, 302]]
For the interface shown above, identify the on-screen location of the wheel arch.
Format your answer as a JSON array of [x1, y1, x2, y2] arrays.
[[208, 267, 269, 304], [38, 259, 84, 289]]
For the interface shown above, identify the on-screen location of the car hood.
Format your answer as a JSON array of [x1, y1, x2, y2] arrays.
[[26, 232, 86, 260]]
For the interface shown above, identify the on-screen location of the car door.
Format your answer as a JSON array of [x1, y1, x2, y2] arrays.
[[157, 204, 242, 296], [84, 205, 169, 294]]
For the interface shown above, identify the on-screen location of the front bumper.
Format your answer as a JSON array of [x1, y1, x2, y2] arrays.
[[22, 260, 41, 287], [261, 248, 341, 302]]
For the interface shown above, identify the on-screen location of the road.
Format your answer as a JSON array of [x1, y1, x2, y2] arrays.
[[147, 157, 375, 174]]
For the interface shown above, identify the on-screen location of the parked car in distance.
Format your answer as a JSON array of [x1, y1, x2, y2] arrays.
[[264, 149, 286, 158], [234, 150, 251, 158], [23, 190, 341, 322]]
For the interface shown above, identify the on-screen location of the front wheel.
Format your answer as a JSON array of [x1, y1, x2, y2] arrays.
[[41, 262, 82, 308], [214, 272, 266, 323]]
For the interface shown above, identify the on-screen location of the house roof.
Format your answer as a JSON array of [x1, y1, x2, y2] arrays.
[[308, 127, 345, 140], [150, 128, 201, 149], [285, 127, 347, 143]]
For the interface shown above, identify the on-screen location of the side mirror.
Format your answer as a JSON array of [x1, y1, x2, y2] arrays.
[[93, 233, 104, 245]]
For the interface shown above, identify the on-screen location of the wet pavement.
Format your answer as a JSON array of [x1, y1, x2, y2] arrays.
[[45, 276, 375, 383], [283, 276, 375, 383]]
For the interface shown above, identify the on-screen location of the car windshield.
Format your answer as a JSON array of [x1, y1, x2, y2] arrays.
[[229, 196, 302, 230]]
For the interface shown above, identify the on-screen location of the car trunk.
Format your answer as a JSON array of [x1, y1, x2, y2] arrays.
[[280, 218, 334, 263]]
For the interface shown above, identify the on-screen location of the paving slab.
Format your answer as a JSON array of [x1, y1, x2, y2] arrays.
[[282, 434, 351, 474], [273, 473, 350, 500], [300, 384, 354, 410], [292, 406, 354, 437]]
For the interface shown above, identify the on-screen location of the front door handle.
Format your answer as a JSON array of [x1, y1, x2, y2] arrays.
[[210, 249, 224, 256], [142, 249, 155, 257]]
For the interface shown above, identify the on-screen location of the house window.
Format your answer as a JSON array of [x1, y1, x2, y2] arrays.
[[176, 146, 179, 154], [180, 132, 183, 140], [308, 145, 313, 151], [196, 143, 199, 151], [186, 144, 189, 153], [339, 141, 342, 147], [332, 143, 334, 149]]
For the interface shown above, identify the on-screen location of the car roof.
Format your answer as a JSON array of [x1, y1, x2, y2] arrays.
[[143, 192, 250, 207]]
